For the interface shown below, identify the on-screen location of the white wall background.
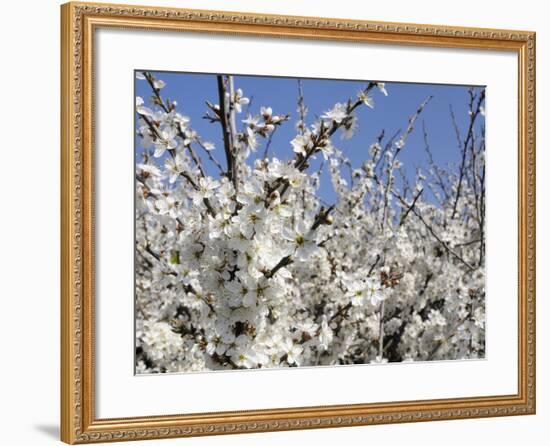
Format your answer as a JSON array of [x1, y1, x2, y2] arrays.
[[0, 0, 546, 445]]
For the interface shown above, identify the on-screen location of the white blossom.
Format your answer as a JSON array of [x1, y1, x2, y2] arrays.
[[322, 103, 348, 123]]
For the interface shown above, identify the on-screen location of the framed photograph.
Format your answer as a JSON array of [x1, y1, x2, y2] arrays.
[[61, 2, 536, 443]]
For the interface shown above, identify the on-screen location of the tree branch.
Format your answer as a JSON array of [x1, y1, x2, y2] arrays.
[[451, 89, 485, 219], [399, 188, 424, 226], [143, 71, 171, 113], [217, 75, 238, 190]]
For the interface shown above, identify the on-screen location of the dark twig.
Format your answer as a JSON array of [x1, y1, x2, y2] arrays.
[[368, 171, 476, 272], [296, 79, 307, 136], [399, 188, 424, 226], [381, 96, 432, 229], [195, 140, 224, 173], [216, 75, 237, 189], [265, 255, 292, 279], [451, 89, 485, 219], [143, 72, 171, 113], [407, 203, 476, 272], [262, 125, 278, 160], [422, 120, 449, 200]]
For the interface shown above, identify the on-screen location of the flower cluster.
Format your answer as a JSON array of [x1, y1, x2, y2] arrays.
[[135, 72, 486, 373]]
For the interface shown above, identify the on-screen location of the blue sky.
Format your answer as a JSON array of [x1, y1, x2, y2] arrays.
[[135, 71, 485, 204]]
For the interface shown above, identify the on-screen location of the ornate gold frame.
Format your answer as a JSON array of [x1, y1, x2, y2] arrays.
[[60, 2, 536, 443]]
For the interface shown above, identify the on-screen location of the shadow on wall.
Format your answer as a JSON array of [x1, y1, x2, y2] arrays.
[[34, 424, 59, 440]]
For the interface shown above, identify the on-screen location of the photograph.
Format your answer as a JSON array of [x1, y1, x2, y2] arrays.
[[134, 71, 487, 374]]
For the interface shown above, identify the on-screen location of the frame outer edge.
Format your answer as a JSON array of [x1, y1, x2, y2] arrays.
[[526, 32, 536, 414], [61, 2, 79, 444], [518, 31, 536, 413]]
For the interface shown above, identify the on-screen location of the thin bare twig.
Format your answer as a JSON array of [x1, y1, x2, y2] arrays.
[[407, 203, 476, 272], [262, 126, 278, 160], [451, 89, 485, 219], [195, 140, 224, 173], [399, 188, 424, 226], [143, 71, 171, 113], [422, 120, 449, 200], [381, 96, 432, 229], [368, 171, 477, 272], [296, 79, 307, 136], [217, 75, 237, 190]]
